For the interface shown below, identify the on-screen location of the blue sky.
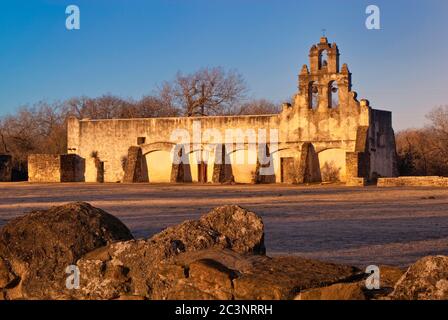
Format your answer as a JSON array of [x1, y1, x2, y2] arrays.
[[0, 0, 447, 130]]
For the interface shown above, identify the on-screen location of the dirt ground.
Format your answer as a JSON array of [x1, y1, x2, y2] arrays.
[[1, 182, 447, 267]]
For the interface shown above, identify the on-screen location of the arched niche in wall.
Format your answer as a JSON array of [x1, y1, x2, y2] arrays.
[[228, 147, 258, 184], [328, 81, 339, 108], [145, 150, 173, 183], [319, 50, 328, 69], [317, 148, 346, 182], [309, 81, 319, 109]]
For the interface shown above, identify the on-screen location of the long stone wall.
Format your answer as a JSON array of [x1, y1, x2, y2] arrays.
[[28, 155, 61, 183], [378, 177, 448, 187], [28, 154, 84, 183], [66, 94, 374, 184]]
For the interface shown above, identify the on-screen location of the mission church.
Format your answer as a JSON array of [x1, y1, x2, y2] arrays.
[[28, 37, 398, 185]]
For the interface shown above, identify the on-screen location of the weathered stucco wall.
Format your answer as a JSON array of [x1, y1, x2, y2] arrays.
[[28, 154, 84, 183], [67, 106, 372, 184], [367, 109, 398, 179], [28, 155, 61, 183], [65, 37, 397, 184], [378, 177, 448, 187]]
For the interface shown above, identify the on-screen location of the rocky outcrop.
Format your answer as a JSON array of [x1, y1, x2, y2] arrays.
[[0, 202, 133, 299], [148, 205, 265, 260], [0, 256, 16, 289], [292, 264, 405, 300], [73, 205, 266, 299], [295, 283, 366, 300], [149, 249, 359, 300], [366, 265, 405, 299], [72, 246, 359, 300], [68, 204, 360, 300], [2, 201, 443, 301], [197, 205, 265, 255], [232, 255, 358, 300], [390, 256, 448, 300]]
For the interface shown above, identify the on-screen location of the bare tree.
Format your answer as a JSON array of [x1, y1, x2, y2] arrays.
[[159, 67, 247, 116], [427, 105, 448, 135], [235, 99, 280, 115], [62, 96, 90, 119], [396, 129, 432, 176], [62, 95, 133, 120], [133, 95, 179, 118], [426, 105, 448, 160], [62, 94, 180, 120], [396, 106, 448, 177], [0, 68, 245, 178], [0, 123, 9, 154]]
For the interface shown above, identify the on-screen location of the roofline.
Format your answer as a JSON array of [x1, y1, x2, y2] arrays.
[[77, 113, 280, 122]]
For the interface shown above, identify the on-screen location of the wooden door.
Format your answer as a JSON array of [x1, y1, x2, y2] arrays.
[[198, 162, 207, 183], [281, 157, 295, 184]]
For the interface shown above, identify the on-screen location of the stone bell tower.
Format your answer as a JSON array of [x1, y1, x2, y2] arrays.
[[309, 36, 340, 73], [297, 37, 353, 111]]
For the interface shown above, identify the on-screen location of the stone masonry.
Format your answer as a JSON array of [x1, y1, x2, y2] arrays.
[[28, 154, 84, 183]]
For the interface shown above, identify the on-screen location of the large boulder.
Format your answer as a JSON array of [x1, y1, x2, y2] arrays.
[[295, 283, 366, 300], [390, 256, 448, 300], [73, 205, 265, 299], [364, 265, 405, 300], [198, 205, 265, 255], [231, 255, 359, 300], [148, 205, 265, 258], [0, 202, 365, 301], [152, 249, 359, 300], [75, 245, 359, 300], [377, 265, 405, 289], [295, 265, 405, 301], [0, 202, 133, 299]]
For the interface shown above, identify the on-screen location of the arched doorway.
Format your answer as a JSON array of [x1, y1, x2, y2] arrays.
[[229, 148, 258, 183], [318, 148, 346, 182], [188, 149, 211, 183], [145, 150, 173, 183]]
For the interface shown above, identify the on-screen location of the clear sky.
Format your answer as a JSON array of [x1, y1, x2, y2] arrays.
[[0, 0, 447, 130]]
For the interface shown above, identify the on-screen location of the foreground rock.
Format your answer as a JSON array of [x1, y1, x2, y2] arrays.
[[390, 256, 448, 300], [76, 247, 359, 300], [296, 283, 366, 300], [72, 205, 360, 300], [158, 249, 359, 300], [231, 255, 358, 300], [0, 202, 133, 299], [1, 202, 427, 300], [74, 205, 267, 299], [149, 204, 265, 259], [292, 265, 405, 300], [361, 265, 405, 300]]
